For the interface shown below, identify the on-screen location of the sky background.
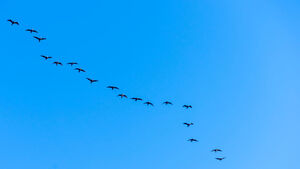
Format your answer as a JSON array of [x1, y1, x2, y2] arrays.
[[0, 0, 299, 169]]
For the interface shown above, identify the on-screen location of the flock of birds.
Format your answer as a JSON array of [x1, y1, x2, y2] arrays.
[[7, 19, 226, 161]]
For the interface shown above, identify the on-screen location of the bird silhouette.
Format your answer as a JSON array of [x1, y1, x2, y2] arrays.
[[118, 94, 128, 98], [107, 86, 119, 90], [33, 36, 46, 42], [41, 55, 52, 60], [7, 19, 19, 25], [26, 29, 38, 33], [183, 105, 192, 109], [74, 68, 85, 73], [183, 123, 194, 127], [53, 61, 63, 66], [67, 62, 78, 66], [131, 97, 143, 101], [144, 102, 154, 106], [86, 78, 98, 84], [212, 149, 222, 153], [216, 157, 225, 161], [163, 101, 173, 105], [188, 138, 198, 142]]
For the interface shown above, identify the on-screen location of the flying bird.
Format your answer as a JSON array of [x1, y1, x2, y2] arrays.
[[7, 19, 19, 25], [86, 78, 98, 84], [118, 94, 128, 98], [188, 138, 198, 142], [183, 105, 192, 109], [67, 62, 78, 66], [33, 36, 46, 42], [144, 102, 154, 106], [216, 157, 225, 161], [163, 101, 173, 105], [212, 149, 222, 153], [26, 29, 38, 33], [131, 97, 142, 101], [183, 123, 194, 127], [107, 86, 119, 90], [41, 55, 52, 60], [74, 68, 86, 73], [53, 61, 63, 66]]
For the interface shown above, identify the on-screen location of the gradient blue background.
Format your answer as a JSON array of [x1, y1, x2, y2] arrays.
[[0, 0, 299, 169]]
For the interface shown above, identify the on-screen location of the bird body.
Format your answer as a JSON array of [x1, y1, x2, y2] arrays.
[[86, 78, 98, 84], [74, 68, 86, 72], [33, 36, 46, 42], [188, 138, 198, 142], [53, 61, 63, 66], [216, 157, 225, 161], [183, 122, 194, 127], [41, 55, 52, 60], [144, 102, 154, 106], [67, 62, 78, 66], [163, 101, 173, 105], [212, 149, 222, 152], [26, 29, 38, 33], [7, 19, 19, 25], [131, 97, 142, 101], [118, 94, 128, 98], [107, 86, 119, 90], [183, 105, 192, 109]]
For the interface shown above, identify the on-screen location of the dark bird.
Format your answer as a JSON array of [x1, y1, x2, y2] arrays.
[[212, 149, 222, 153], [118, 94, 128, 98], [183, 122, 194, 127], [144, 102, 154, 106], [67, 62, 78, 66], [26, 29, 38, 33], [74, 68, 86, 73], [86, 78, 98, 84], [131, 97, 143, 101], [41, 55, 52, 60], [7, 19, 19, 25], [163, 101, 173, 105], [33, 36, 46, 42], [183, 105, 192, 109], [216, 157, 225, 161], [53, 61, 63, 66], [188, 138, 198, 142], [107, 86, 119, 90]]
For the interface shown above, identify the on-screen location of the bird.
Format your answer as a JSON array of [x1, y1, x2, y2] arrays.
[[7, 19, 19, 25], [107, 86, 119, 90], [118, 94, 128, 98], [212, 149, 222, 153], [33, 36, 46, 42], [26, 29, 38, 33], [53, 61, 63, 66], [163, 101, 173, 105], [41, 55, 52, 60], [67, 62, 78, 66], [183, 105, 192, 109], [216, 157, 225, 161], [131, 97, 143, 101], [86, 78, 98, 84], [74, 68, 86, 73], [183, 122, 194, 127], [188, 138, 198, 142], [144, 102, 154, 106]]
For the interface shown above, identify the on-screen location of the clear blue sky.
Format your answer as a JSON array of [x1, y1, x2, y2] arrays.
[[0, 0, 299, 169]]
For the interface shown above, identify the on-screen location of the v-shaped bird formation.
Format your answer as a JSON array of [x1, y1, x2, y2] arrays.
[[6, 18, 227, 162]]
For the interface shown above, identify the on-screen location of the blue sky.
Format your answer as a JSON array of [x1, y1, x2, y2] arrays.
[[0, 0, 299, 169]]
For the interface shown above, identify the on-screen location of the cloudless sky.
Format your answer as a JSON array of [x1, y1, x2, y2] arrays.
[[0, 0, 299, 169]]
